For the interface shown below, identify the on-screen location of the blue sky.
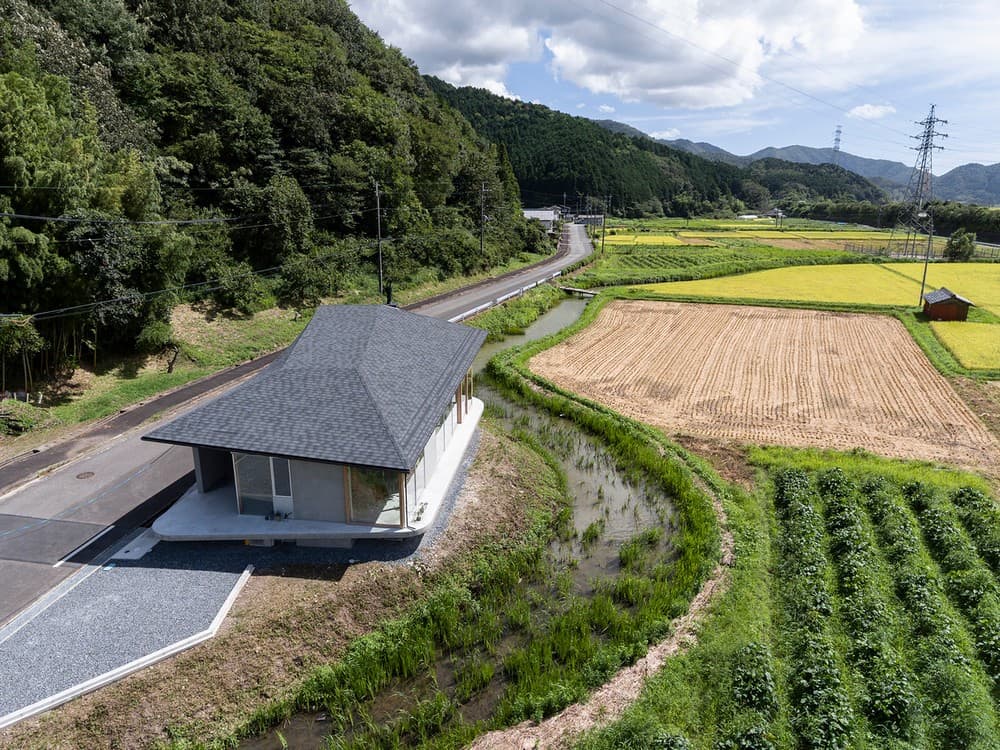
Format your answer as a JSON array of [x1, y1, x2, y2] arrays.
[[350, 0, 999, 173]]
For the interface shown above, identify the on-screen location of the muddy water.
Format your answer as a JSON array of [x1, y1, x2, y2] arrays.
[[241, 299, 675, 750]]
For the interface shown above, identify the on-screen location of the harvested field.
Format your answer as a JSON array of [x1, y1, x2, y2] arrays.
[[530, 301, 1000, 470]]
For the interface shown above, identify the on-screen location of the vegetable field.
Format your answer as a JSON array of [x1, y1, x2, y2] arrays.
[[580, 463, 1000, 750], [529, 301, 1000, 469]]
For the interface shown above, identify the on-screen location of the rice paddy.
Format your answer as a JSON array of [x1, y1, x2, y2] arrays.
[[930, 322, 1000, 370], [638, 262, 1000, 370], [885, 263, 1000, 316], [640, 263, 918, 306]]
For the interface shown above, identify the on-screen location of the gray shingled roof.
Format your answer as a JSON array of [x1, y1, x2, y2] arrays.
[[923, 287, 975, 306], [143, 305, 486, 470]]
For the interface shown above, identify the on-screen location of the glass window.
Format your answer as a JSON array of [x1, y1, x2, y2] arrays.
[[234, 453, 273, 515], [350, 467, 402, 526], [272, 457, 291, 496]]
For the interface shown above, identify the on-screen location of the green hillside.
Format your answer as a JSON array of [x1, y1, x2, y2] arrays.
[[428, 77, 885, 216], [0, 0, 543, 383]]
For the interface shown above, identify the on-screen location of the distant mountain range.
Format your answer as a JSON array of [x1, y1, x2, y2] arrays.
[[595, 120, 1000, 205]]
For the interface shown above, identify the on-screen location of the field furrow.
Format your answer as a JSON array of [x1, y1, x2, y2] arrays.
[[530, 301, 999, 469]]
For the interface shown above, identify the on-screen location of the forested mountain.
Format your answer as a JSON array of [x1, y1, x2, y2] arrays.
[[0, 0, 543, 388], [427, 78, 884, 216], [599, 121, 1000, 206], [934, 163, 1000, 205]]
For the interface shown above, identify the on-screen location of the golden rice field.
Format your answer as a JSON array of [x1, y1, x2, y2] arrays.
[[678, 230, 894, 240], [640, 264, 920, 306], [931, 322, 1000, 370], [603, 233, 688, 246], [885, 263, 1000, 316], [640, 262, 1000, 370]]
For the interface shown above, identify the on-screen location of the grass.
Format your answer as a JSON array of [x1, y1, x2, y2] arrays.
[[48, 368, 213, 424], [466, 284, 567, 342]]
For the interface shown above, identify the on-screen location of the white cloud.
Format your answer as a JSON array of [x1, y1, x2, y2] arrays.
[[349, 0, 866, 108], [650, 128, 681, 139], [349, 0, 1000, 146], [599, 104, 616, 114], [848, 103, 896, 120]]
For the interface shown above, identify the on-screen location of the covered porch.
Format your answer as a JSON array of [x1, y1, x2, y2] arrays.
[[152, 398, 483, 546]]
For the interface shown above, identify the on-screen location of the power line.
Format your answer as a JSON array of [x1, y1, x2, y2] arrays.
[[885, 104, 947, 304], [0, 211, 247, 225], [589, 0, 921, 143]]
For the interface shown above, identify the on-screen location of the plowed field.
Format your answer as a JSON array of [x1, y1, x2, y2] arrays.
[[530, 301, 999, 469]]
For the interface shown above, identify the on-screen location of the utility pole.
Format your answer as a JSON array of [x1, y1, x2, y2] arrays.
[[480, 182, 487, 261], [888, 105, 947, 305], [600, 195, 609, 255], [374, 179, 384, 298]]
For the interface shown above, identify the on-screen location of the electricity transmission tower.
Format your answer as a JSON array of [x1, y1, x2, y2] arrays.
[[832, 125, 842, 166], [890, 105, 947, 304]]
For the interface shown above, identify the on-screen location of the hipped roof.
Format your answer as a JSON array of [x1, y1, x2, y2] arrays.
[[143, 305, 485, 471], [923, 287, 975, 307]]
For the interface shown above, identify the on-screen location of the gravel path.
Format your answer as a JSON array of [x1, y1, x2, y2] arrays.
[[0, 432, 478, 722]]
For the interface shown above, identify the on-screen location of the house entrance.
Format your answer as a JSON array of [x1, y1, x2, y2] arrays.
[[233, 453, 294, 517]]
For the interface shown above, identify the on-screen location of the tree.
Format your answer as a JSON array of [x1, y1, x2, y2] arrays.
[[0, 318, 45, 393], [944, 228, 975, 261]]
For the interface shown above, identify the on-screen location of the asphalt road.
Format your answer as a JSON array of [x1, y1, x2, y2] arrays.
[[0, 223, 594, 626]]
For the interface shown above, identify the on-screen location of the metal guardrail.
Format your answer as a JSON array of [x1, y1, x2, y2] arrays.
[[447, 271, 564, 324]]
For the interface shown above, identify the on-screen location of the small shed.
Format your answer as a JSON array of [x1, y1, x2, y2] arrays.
[[923, 287, 975, 321]]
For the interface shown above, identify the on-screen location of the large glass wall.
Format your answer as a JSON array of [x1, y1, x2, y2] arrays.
[[233, 453, 293, 516], [348, 467, 403, 526]]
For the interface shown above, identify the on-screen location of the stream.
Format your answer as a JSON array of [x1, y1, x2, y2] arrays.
[[242, 298, 678, 749]]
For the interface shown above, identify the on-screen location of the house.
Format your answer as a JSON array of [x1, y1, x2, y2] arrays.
[[143, 305, 486, 547], [923, 287, 975, 321], [576, 214, 604, 227], [523, 208, 558, 232]]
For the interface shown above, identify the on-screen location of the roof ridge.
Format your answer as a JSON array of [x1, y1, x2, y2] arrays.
[[356, 368, 407, 468]]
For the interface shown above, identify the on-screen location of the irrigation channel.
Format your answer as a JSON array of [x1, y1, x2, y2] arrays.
[[244, 299, 680, 749]]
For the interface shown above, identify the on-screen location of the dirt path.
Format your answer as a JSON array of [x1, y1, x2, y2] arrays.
[[470, 472, 735, 750], [531, 301, 1000, 473]]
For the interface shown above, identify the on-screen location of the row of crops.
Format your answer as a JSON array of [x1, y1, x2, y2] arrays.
[[580, 463, 1000, 750]]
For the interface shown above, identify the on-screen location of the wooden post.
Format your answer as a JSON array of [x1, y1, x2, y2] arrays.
[[343, 466, 352, 523], [456, 383, 463, 424], [399, 473, 407, 528]]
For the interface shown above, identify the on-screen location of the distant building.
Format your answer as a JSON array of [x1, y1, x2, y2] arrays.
[[738, 214, 759, 220], [576, 214, 604, 227], [523, 209, 558, 231], [923, 288, 975, 321]]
